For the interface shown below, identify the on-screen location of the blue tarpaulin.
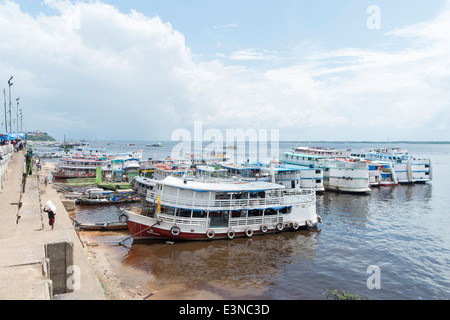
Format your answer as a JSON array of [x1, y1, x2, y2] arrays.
[[8, 133, 26, 139], [0, 133, 10, 140], [0, 132, 26, 140]]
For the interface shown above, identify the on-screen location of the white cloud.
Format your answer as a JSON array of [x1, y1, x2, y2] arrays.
[[229, 48, 272, 61], [0, 0, 449, 141]]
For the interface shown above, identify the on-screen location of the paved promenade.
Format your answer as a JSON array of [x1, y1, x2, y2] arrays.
[[0, 150, 105, 300]]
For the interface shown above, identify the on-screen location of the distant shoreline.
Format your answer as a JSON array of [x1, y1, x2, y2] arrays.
[[75, 140, 450, 144]]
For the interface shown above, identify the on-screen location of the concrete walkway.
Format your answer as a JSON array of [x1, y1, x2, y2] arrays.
[[0, 151, 105, 300]]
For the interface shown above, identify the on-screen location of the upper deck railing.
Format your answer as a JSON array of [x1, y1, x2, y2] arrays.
[[145, 188, 315, 210]]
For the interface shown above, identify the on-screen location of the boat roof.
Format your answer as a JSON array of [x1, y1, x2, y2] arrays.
[[221, 162, 311, 172], [196, 165, 228, 172], [161, 176, 285, 192], [283, 151, 325, 159]]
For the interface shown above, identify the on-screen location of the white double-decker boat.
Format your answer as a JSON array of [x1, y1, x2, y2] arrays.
[[364, 147, 432, 184], [281, 146, 370, 193], [121, 175, 319, 241]]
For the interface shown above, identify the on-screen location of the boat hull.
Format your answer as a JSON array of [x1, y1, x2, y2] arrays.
[[124, 210, 320, 242]]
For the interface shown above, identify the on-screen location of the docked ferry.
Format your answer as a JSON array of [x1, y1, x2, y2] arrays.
[[51, 156, 109, 179], [281, 146, 370, 193], [220, 162, 325, 192], [121, 175, 319, 241], [363, 147, 432, 184]]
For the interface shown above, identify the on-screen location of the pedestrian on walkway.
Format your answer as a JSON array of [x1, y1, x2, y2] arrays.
[[43, 202, 56, 230]]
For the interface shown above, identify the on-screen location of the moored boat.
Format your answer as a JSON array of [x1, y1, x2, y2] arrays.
[[220, 162, 325, 192], [121, 175, 319, 241], [281, 145, 370, 193], [364, 147, 432, 184], [75, 188, 141, 205]]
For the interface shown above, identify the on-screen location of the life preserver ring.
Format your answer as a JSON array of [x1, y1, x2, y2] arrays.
[[292, 222, 300, 230], [206, 229, 215, 239], [306, 220, 313, 227], [170, 226, 181, 237], [245, 228, 253, 237], [88, 173, 94, 177], [260, 224, 268, 233], [74, 172, 79, 177], [276, 223, 284, 231], [227, 229, 235, 240]]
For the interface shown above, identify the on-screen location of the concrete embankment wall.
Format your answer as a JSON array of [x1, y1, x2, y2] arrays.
[[0, 150, 105, 300], [0, 145, 14, 190]]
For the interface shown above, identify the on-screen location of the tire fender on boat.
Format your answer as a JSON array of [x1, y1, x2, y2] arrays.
[[118, 213, 128, 222], [227, 229, 235, 240], [206, 229, 215, 239], [276, 222, 284, 231], [171, 226, 181, 237], [260, 224, 268, 233], [245, 228, 253, 237], [306, 220, 313, 227], [292, 222, 300, 230]]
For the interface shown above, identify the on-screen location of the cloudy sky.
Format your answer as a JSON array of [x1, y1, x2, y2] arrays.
[[0, 0, 449, 141]]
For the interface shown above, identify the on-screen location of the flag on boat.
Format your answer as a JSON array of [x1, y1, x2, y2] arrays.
[[157, 195, 161, 214]]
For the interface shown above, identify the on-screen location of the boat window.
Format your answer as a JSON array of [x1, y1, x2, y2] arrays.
[[215, 192, 231, 200], [179, 209, 191, 217], [315, 170, 321, 174], [192, 211, 205, 218], [248, 209, 263, 217], [316, 179, 322, 184], [162, 207, 176, 216], [280, 207, 292, 214], [264, 208, 277, 215], [209, 211, 229, 227]]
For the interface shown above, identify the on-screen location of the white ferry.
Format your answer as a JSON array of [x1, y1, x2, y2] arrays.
[[121, 175, 319, 241], [366, 162, 398, 186], [364, 147, 432, 184], [51, 157, 109, 179], [219, 162, 325, 192], [281, 146, 370, 193]]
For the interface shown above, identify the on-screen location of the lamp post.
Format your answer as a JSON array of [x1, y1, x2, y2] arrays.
[[3, 89, 6, 133], [20, 108, 23, 132], [8, 76, 13, 133], [16, 97, 19, 132]]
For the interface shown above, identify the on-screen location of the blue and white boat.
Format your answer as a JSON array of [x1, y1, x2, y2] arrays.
[[363, 147, 432, 184], [281, 146, 370, 193], [219, 161, 325, 192]]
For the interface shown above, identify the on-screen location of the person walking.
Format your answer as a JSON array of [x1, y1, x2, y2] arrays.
[[43, 201, 56, 230]]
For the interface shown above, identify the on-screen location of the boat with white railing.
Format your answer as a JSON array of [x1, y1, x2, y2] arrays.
[[51, 156, 110, 179], [219, 162, 325, 192], [363, 147, 432, 184], [281, 146, 370, 193], [121, 175, 319, 241]]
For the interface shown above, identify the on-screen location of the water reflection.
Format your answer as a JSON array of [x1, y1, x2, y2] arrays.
[[120, 230, 320, 299]]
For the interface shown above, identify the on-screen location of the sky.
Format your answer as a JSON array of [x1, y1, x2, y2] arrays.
[[0, 0, 449, 141]]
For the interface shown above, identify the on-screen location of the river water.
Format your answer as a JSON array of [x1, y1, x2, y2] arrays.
[[70, 141, 450, 300]]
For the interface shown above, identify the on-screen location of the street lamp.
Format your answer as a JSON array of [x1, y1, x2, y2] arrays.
[[2, 89, 6, 133], [8, 76, 13, 133], [16, 97, 19, 132], [20, 108, 23, 132]]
